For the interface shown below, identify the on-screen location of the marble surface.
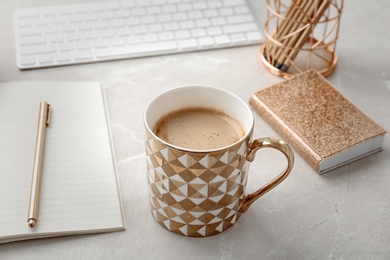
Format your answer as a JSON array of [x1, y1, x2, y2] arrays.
[[1, 0, 389, 259]]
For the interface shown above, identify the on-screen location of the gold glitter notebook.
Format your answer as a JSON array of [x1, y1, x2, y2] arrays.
[[249, 70, 387, 173]]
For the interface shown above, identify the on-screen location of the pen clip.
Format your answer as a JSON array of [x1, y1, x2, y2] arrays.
[[46, 104, 51, 126]]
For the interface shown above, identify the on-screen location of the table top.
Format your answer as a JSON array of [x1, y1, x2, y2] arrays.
[[1, 0, 389, 259]]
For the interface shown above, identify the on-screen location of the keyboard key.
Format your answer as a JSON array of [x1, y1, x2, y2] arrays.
[[77, 41, 92, 49], [38, 53, 54, 63], [131, 7, 146, 16], [157, 14, 172, 22], [83, 31, 98, 40], [204, 9, 219, 18], [16, 10, 39, 18], [84, 13, 99, 21], [116, 10, 130, 18], [188, 11, 203, 19], [51, 16, 67, 24], [209, 2, 223, 8], [20, 55, 36, 65], [110, 38, 126, 46], [158, 32, 174, 41], [211, 17, 227, 26], [105, 2, 120, 10], [148, 24, 164, 33], [18, 18, 32, 27], [68, 14, 83, 23], [95, 42, 177, 58], [147, 6, 162, 14], [164, 22, 179, 31], [162, 5, 177, 13], [142, 16, 157, 24], [44, 26, 58, 34], [173, 13, 188, 21], [132, 25, 148, 34], [110, 19, 125, 27], [90, 4, 104, 12], [116, 28, 131, 36], [137, 0, 151, 7], [191, 28, 206, 37], [94, 39, 109, 48], [175, 30, 191, 39], [122, 2, 136, 8], [99, 29, 115, 38], [180, 20, 195, 29], [195, 19, 211, 28], [56, 52, 72, 62], [224, 0, 245, 6], [94, 21, 109, 29], [20, 35, 46, 45], [73, 50, 93, 60], [177, 3, 192, 12], [20, 44, 56, 55], [143, 34, 159, 43], [234, 5, 250, 14], [60, 25, 75, 32], [167, 0, 181, 4], [214, 35, 230, 46], [100, 11, 115, 20], [67, 32, 81, 41], [223, 23, 257, 34], [19, 27, 41, 36], [178, 39, 198, 50], [57, 8, 72, 15], [193, 2, 208, 10], [230, 33, 247, 44], [227, 15, 253, 24], [59, 43, 74, 51], [219, 7, 234, 16], [127, 35, 142, 44], [79, 23, 92, 31], [126, 17, 141, 25], [207, 27, 223, 36], [198, 37, 215, 47], [152, 0, 166, 5]]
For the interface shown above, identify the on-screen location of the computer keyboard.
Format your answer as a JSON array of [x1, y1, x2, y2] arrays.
[[14, 0, 264, 69]]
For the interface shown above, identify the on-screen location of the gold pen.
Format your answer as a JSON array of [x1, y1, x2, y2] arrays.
[[28, 101, 51, 228]]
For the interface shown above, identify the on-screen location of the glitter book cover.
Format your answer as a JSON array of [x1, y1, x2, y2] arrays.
[[249, 70, 387, 173]]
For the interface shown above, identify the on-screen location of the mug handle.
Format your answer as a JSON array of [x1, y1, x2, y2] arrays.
[[239, 137, 294, 213]]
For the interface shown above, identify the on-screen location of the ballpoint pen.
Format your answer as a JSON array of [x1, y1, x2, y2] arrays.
[[27, 101, 51, 228]]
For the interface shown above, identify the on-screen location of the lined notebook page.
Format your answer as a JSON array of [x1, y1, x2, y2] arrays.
[[0, 82, 126, 243]]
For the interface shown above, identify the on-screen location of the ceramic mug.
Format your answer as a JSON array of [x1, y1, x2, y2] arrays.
[[144, 86, 294, 237]]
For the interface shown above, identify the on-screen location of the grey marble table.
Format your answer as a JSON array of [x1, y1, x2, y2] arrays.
[[0, 0, 389, 259]]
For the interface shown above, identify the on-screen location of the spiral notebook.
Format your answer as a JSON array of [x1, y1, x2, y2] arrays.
[[0, 81, 126, 243]]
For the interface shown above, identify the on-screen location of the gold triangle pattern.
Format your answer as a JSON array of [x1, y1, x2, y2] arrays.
[[146, 131, 248, 237]]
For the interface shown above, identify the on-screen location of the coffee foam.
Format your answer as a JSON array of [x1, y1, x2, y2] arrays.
[[154, 107, 245, 150]]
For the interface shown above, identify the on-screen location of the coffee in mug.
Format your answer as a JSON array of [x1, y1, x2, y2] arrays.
[[153, 107, 245, 150], [144, 86, 294, 237]]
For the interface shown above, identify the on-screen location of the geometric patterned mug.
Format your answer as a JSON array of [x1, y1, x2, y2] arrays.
[[144, 86, 294, 237]]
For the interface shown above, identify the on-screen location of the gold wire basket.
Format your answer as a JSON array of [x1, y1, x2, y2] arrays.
[[261, 0, 344, 78]]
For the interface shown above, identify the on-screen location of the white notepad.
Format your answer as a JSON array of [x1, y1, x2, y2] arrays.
[[0, 81, 126, 243]]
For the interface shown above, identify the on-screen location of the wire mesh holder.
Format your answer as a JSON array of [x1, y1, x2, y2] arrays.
[[260, 0, 344, 78]]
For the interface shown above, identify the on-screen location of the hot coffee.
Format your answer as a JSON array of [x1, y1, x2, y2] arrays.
[[145, 86, 294, 237], [153, 107, 245, 150]]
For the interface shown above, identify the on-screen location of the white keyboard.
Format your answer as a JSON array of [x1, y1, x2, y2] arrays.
[[14, 0, 263, 69]]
